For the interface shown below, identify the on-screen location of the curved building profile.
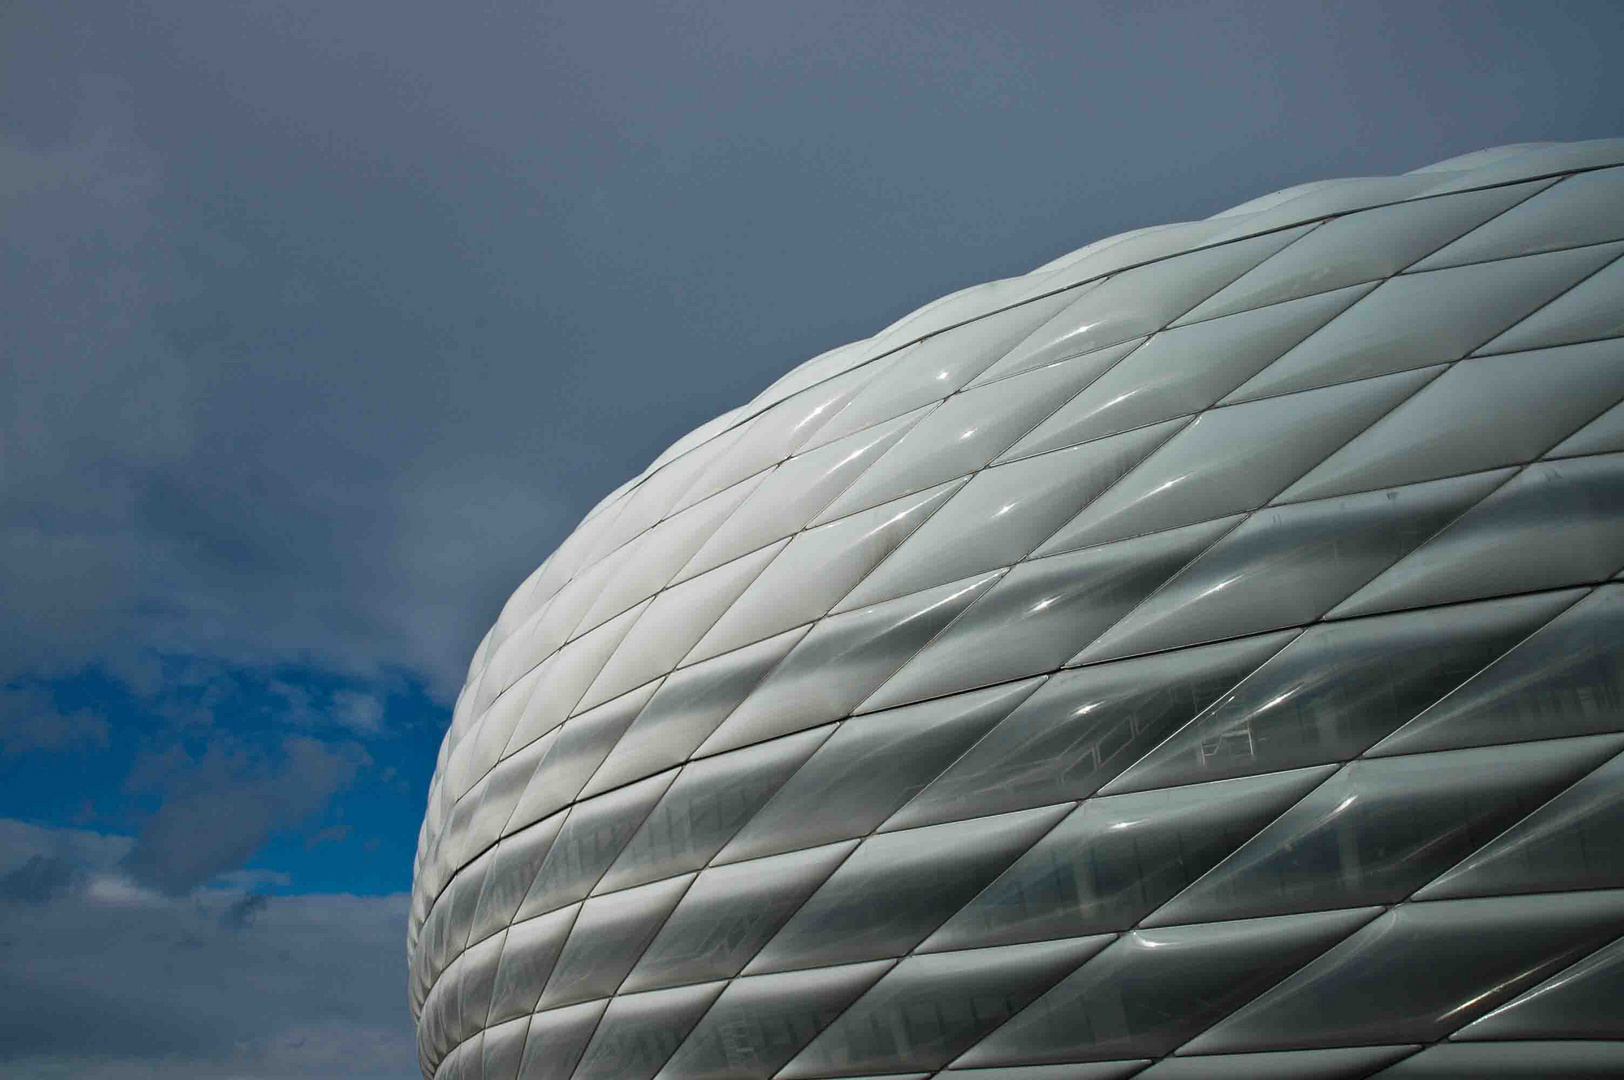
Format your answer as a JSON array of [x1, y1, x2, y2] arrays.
[[410, 140, 1624, 1080]]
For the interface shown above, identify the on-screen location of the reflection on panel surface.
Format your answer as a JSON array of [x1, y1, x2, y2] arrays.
[[412, 142, 1624, 1079]]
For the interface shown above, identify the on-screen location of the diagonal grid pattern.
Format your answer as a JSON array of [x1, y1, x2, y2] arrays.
[[411, 141, 1624, 1080]]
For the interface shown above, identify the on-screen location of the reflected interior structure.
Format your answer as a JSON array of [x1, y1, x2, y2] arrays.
[[410, 140, 1624, 1080]]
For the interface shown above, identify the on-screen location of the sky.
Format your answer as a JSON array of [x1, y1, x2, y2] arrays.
[[1, 2, 1622, 1077]]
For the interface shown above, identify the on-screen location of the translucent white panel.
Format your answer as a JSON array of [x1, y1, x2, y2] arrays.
[[1454, 934, 1624, 1041], [923, 766, 1334, 952], [1548, 396, 1624, 458], [1330, 452, 1624, 618], [1412, 168, 1624, 271], [646, 402, 747, 474], [819, 345, 1137, 519], [448, 675, 485, 754], [537, 873, 694, 1009], [585, 472, 639, 520], [1230, 175, 1446, 230], [1279, 340, 1624, 502], [507, 554, 625, 683], [1417, 138, 1624, 192], [514, 770, 676, 921], [1368, 586, 1613, 756], [442, 846, 493, 974], [1474, 247, 1624, 355], [679, 410, 922, 579], [944, 1064, 1149, 1080], [593, 724, 831, 894], [777, 936, 1113, 1080], [516, 1001, 609, 1080], [690, 481, 963, 664], [578, 423, 750, 569], [887, 631, 1295, 831], [622, 840, 856, 993], [465, 624, 497, 694], [431, 777, 490, 890], [461, 803, 528, 906], [500, 503, 621, 636], [975, 228, 1310, 385], [499, 598, 651, 758], [841, 419, 1186, 608], [578, 625, 808, 798], [435, 723, 505, 839], [1183, 890, 1624, 1055], [1101, 589, 1575, 796], [467, 623, 542, 734], [668, 372, 860, 518], [411, 901, 443, 1004], [795, 1073, 929, 1079], [423, 789, 455, 890], [439, 1033, 476, 1080], [1225, 244, 1623, 403], [1037, 368, 1439, 557], [747, 340, 872, 415], [506, 680, 661, 833], [806, 289, 1081, 449], [746, 804, 1070, 974], [424, 960, 459, 1062], [468, 814, 560, 944], [1010, 285, 1372, 460], [487, 904, 576, 1025], [570, 981, 727, 1080], [457, 929, 506, 1045], [869, 274, 1047, 353], [1410, 142, 1563, 174], [1078, 469, 1509, 666], [577, 539, 787, 712], [1212, 178, 1349, 219], [654, 961, 893, 1080], [455, 668, 544, 811], [1027, 228, 1146, 274], [1416, 746, 1624, 901], [436, 773, 485, 869], [1145, 735, 1624, 926], [862, 516, 1239, 712], [481, 1014, 528, 1080], [1138, 1046, 1417, 1080], [954, 908, 1373, 1067], [418, 890, 456, 1001], [1370, 1041, 1624, 1079], [1180, 181, 1551, 323], [459, 666, 542, 789], [573, 471, 768, 635], [698, 570, 1005, 756], [720, 680, 1041, 864], [1029, 218, 1238, 284]]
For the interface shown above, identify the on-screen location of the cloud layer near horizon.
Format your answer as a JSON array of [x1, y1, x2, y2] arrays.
[[0, 820, 414, 1079]]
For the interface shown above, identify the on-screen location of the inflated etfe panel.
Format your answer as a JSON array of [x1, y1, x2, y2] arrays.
[[411, 140, 1624, 1080]]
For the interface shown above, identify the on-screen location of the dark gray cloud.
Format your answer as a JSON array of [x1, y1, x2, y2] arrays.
[[220, 891, 271, 930], [4, 2, 1622, 704], [0, 855, 79, 906], [121, 735, 368, 896], [0, 688, 109, 757]]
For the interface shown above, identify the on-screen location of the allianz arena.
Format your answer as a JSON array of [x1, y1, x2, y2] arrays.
[[410, 140, 1624, 1080]]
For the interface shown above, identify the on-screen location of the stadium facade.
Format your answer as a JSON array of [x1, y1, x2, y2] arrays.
[[410, 140, 1624, 1080]]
